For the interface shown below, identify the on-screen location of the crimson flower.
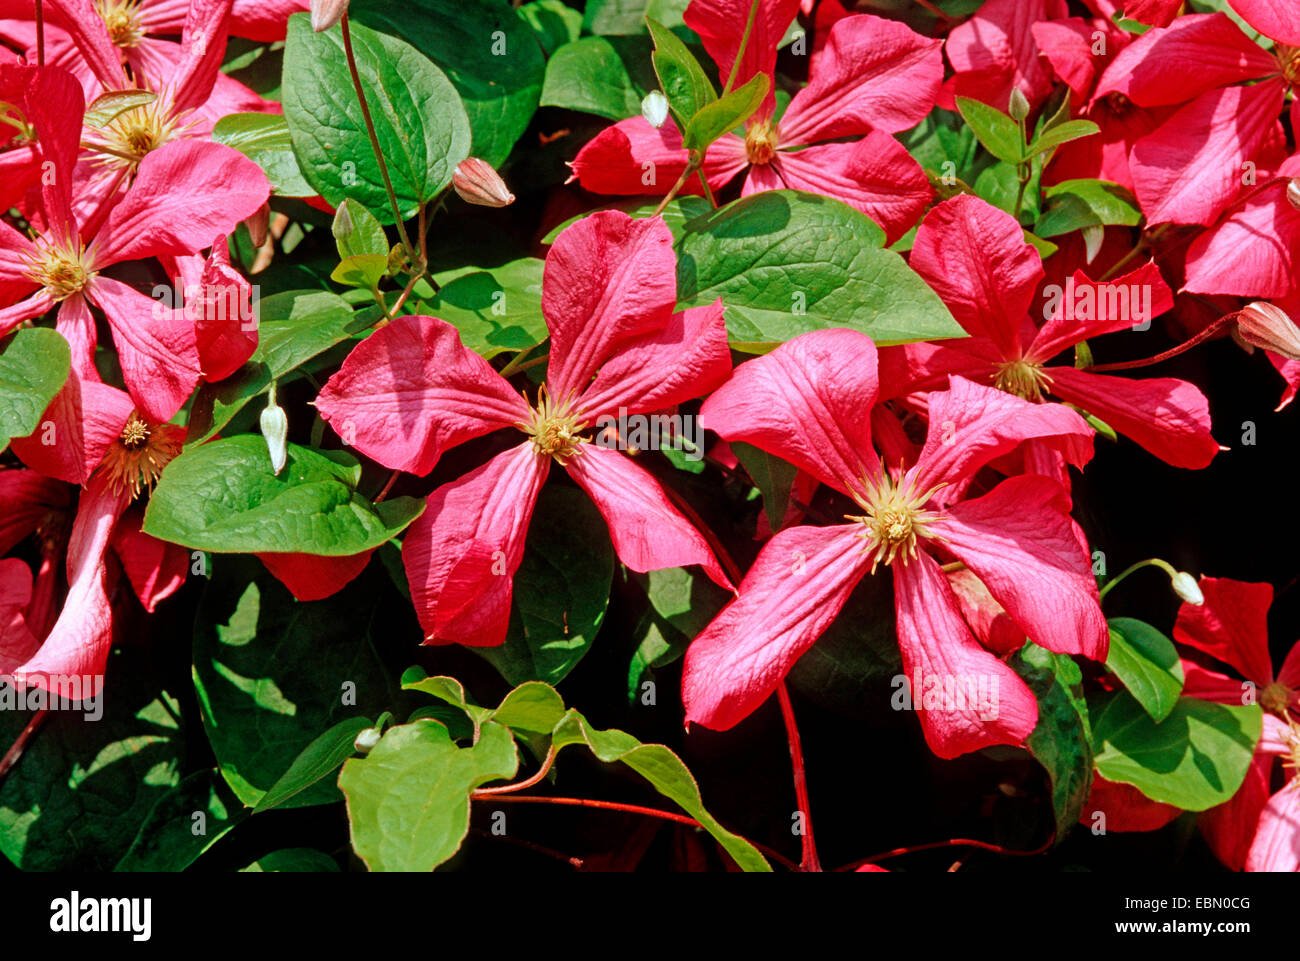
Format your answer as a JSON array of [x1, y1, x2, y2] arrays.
[[940, 0, 1068, 113], [680, 328, 1107, 759], [315, 211, 733, 646], [570, 0, 942, 243], [878, 195, 1219, 470]]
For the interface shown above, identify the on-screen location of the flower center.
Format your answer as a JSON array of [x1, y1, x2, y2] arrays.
[[1260, 681, 1295, 718], [96, 0, 145, 48], [994, 359, 1053, 401], [88, 101, 184, 172], [97, 413, 183, 499], [1277, 45, 1300, 87], [745, 120, 779, 166], [24, 243, 93, 300], [847, 468, 945, 573], [518, 386, 587, 464]]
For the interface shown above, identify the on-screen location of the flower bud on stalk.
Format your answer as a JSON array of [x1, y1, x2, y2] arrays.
[[1170, 571, 1203, 606], [1237, 302, 1300, 362], [354, 727, 382, 754], [1288, 179, 1300, 211], [642, 90, 669, 129], [452, 157, 515, 207], [1008, 87, 1031, 124], [311, 0, 349, 32], [245, 202, 270, 248], [261, 383, 289, 475]]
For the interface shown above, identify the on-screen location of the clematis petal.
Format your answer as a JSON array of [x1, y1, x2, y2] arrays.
[[10, 375, 133, 485], [914, 377, 1094, 492], [0, 558, 39, 671], [569, 118, 747, 197], [1181, 660, 1252, 704], [1244, 783, 1300, 872], [946, 567, 1025, 655], [762, 137, 932, 245], [1081, 775, 1182, 832], [1173, 577, 1275, 686], [87, 276, 202, 422], [1228, 0, 1300, 47], [892, 549, 1039, 759], [778, 14, 942, 143], [1129, 81, 1287, 227], [110, 507, 188, 612], [1031, 18, 1106, 100], [1045, 366, 1219, 469], [931, 475, 1108, 660], [1028, 262, 1175, 362], [699, 329, 880, 496], [21, 62, 83, 245], [165, 0, 236, 114], [682, 0, 800, 116], [1184, 179, 1300, 299], [185, 235, 259, 381], [565, 443, 730, 589], [40, 0, 126, 90], [575, 300, 731, 422], [910, 195, 1043, 359], [402, 443, 549, 647], [315, 314, 527, 476], [0, 468, 71, 554], [1278, 641, 1300, 691], [542, 210, 677, 400], [681, 524, 868, 731], [258, 550, 373, 602], [0, 289, 55, 339], [941, 0, 1069, 112], [1200, 751, 1275, 871]]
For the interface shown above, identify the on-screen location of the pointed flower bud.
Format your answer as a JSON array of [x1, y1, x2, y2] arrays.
[[1237, 302, 1300, 362], [1288, 178, 1300, 211], [1170, 571, 1203, 606], [642, 90, 669, 129], [354, 727, 382, 754], [452, 157, 515, 208], [1008, 87, 1030, 123], [245, 202, 270, 248], [260, 383, 288, 475], [311, 0, 349, 32]]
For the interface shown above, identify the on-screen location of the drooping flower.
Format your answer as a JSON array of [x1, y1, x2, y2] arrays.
[[680, 328, 1107, 758], [878, 195, 1218, 471], [315, 211, 733, 646], [569, 0, 942, 243]]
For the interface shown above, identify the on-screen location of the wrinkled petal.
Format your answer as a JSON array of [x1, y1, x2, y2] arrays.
[[1184, 179, 1300, 299], [1201, 750, 1274, 870], [1081, 775, 1182, 832], [569, 118, 747, 197], [1029, 262, 1175, 362], [0, 468, 71, 554], [1229, 0, 1300, 46], [1173, 576, 1274, 685], [258, 550, 373, 602], [876, 339, 1004, 399], [110, 507, 188, 612], [190, 235, 259, 381], [10, 375, 133, 485], [946, 567, 1025, 655], [0, 558, 39, 671], [941, 0, 1069, 111], [683, 0, 800, 116], [1244, 784, 1300, 872]]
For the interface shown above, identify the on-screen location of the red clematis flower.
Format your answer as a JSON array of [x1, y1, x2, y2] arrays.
[[680, 328, 1107, 759], [569, 0, 941, 243], [1092, 6, 1299, 227], [315, 211, 733, 646], [0, 63, 269, 421], [940, 0, 1068, 114], [878, 195, 1218, 471]]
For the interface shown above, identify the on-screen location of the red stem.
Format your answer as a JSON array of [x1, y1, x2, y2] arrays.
[[1085, 312, 1238, 373], [777, 682, 821, 871], [834, 832, 1056, 871], [0, 709, 48, 783], [34, 0, 44, 65], [471, 743, 558, 797]]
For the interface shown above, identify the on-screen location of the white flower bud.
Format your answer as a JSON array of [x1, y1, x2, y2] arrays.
[[451, 157, 515, 208], [1170, 572, 1203, 606], [1288, 178, 1300, 211], [642, 90, 669, 129], [1237, 302, 1300, 362], [260, 387, 288, 475], [311, 0, 349, 32], [354, 727, 382, 754]]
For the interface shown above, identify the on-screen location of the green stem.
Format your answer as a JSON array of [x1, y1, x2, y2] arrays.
[[722, 0, 762, 96], [652, 152, 702, 216], [1098, 557, 1179, 602]]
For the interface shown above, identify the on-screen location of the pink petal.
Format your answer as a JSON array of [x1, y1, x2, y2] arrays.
[[258, 550, 373, 602], [876, 339, 1004, 399], [0, 468, 71, 554], [1181, 660, 1248, 704], [10, 375, 133, 485], [778, 14, 942, 143], [682, 0, 800, 117], [699, 329, 880, 496], [91, 140, 271, 265], [569, 118, 747, 197], [1278, 641, 1300, 691], [565, 443, 730, 590], [941, 0, 1069, 111], [1129, 81, 1287, 227], [946, 567, 1026, 655], [1244, 784, 1300, 872], [1082, 775, 1182, 831], [910, 195, 1042, 359], [0, 290, 55, 339], [763, 136, 932, 245], [316, 314, 526, 476], [1028, 262, 1175, 362], [41, 0, 126, 90], [1174, 577, 1274, 686], [189, 236, 259, 381], [1229, 0, 1300, 46], [1184, 179, 1300, 299], [164, 0, 236, 114], [575, 300, 730, 422], [1200, 750, 1274, 870], [681, 524, 868, 730], [110, 507, 188, 612], [1031, 18, 1104, 100], [21, 62, 84, 244], [892, 549, 1039, 759], [542, 210, 677, 400], [402, 443, 549, 646], [931, 475, 1107, 660], [1045, 366, 1219, 469], [0, 558, 39, 672]]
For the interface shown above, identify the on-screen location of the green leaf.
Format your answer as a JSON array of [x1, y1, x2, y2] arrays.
[[242, 848, 341, 871], [421, 257, 547, 358], [541, 195, 712, 243], [115, 770, 245, 871], [475, 486, 614, 686], [340, 719, 518, 871], [1026, 120, 1100, 159], [332, 198, 389, 261], [0, 328, 70, 453], [1011, 642, 1093, 845], [0, 648, 184, 871], [1091, 693, 1261, 810], [551, 709, 769, 871], [519, 0, 583, 56], [330, 253, 389, 289], [1035, 179, 1142, 238], [682, 72, 767, 152], [350, 0, 545, 167], [675, 190, 964, 350], [191, 558, 406, 808], [955, 96, 1025, 164], [731, 441, 797, 532], [540, 36, 643, 119], [627, 611, 689, 700], [144, 436, 423, 555], [282, 14, 471, 222], [253, 716, 374, 813], [584, 0, 690, 34], [186, 289, 363, 445], [1105, 618, 1185, 723], [212, 112, 315, 197], [646, 16, 715, 124], [492, 682, 568, 735]]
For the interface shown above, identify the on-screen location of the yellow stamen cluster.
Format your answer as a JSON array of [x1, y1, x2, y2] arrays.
[[24, 243, 93, 300], [93, 100, 184, 170], [95, 0, 146, 48], [847, 468, 946, 573], [1277, 45, 1300, 88], [745, 120, 779, 166], [994, 358, 1053, 401], [1260, 681, 1296, 719], [98, 413, 182, 499], [518, 386, 587, 465]]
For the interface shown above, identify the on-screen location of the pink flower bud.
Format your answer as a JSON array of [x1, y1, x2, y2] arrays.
[[1288, 178, 1300, 211], [245, 202, 270, 248], [311, 0, 349, 33], [1237, 302, 1300, 362], [452, 157, 515, 208]]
